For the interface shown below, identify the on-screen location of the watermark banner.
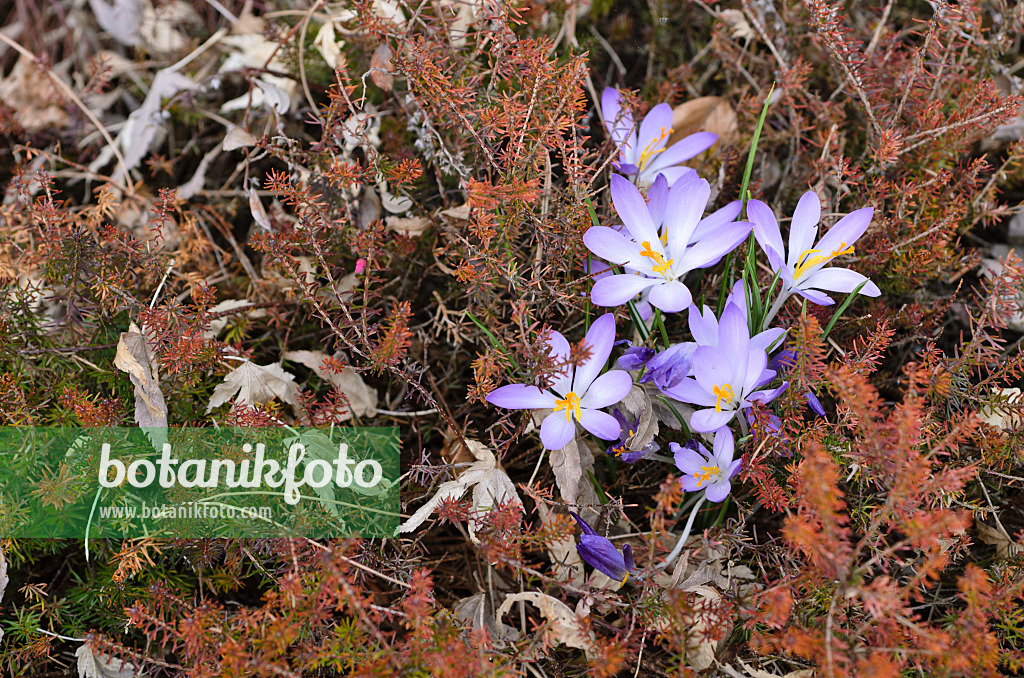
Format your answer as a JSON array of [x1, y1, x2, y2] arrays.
[[0, 427, 399, 538]]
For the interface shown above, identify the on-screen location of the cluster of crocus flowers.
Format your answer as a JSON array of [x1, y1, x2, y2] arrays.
[[602, 88, 716, 187], [485, 314, 632, 450], [480, 86, 882, 579]]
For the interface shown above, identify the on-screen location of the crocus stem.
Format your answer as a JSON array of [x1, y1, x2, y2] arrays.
[[761, 293, 788, 331], [659, 494, 707, 569], [654, 309, 670, 349]]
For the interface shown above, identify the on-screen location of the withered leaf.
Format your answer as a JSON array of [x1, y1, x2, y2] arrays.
[[369, 43, 394, 90], [114, 323, 167, 429], [76, 641, 143, 678], [669, 96, 740, 148], [282, 350, 378, 419], [206, 361, 301, 414], [496, 592, 593, 653]]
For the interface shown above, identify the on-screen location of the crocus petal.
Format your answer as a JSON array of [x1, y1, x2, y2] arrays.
[[650, 166, 696, 187], [540, 412, 577, 450], [573, 313, 617, 393], [680, 475, 705, 493], [662, 377, 716, 407], [602, 88, 637, 157], [712, 428, 735, 469], [637, 103, 674, 157], [545, 329, 574, 393], [676, 221, 752, 272], [692, 346, 734, 394], [615, 161, 640, 175], [622, 544, 635, 573], [796, 287, 835, 306], [610, 174, 661, 246], [578, 533, 628, 581], [815, 207, 873, 259], [578, 408, 623, 440], [486, 384, 555, 410], [584, 227, 637, 266], [751, 327, 787, 354], [717, 302, 750, 366], [617, 346, 655, 371], [691, 200, 743, 243], [673, 445, 708, 475], [688, 304, 718, 346], [748, 199, 787, 271], [691, 408, 735, 432], [787, 191, 821, 269], [704, 479, 731, 503], [802, 267, 879, 296], [648, 174, 670, 227], [571, 511, 598, 536], [580, 369, 634, 409], [749, 381, 789, 405], [648, 280, 692, 313], [741, 350, 769, 394], [645, 131, 717, 172], [585, 258, 611, 279], [592, 274, 657, 307], [806, 390, 826, 417], [665, 178, 711, 255]]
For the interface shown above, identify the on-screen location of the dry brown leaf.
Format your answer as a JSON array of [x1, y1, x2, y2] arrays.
[[723, 660, 814, 678], [385, 215, 430, 237], [222, 126, 257, 151], [669, 96, 739, 148], [453, 594, 520, 644], [718, 9, 755, 40], [399, 440, 521, 536], [282, 350, 378, 419], [205, 361, 300, 414], [979, 387, 1024, 429], [314, 20, 344, 69], [114, 323, 167, 428], [496, 592, 594, 653], [76, 641, 143, 678], [976, 520, 1023, 560], [89, 0, 143, 47], [0, 56, 68, 132], [537, 504, 584, 586], [619, 384, 658, 451], [369, 43, 394, 90]]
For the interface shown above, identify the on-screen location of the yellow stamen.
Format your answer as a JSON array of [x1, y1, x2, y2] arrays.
[[792, 242, 855, 280], [621, 571, 630, 585], [712, 384, 735, 413], [611, 444, 628, 457], [694, 465, 721, 488], [554, 391, 582, 423], [637, 126, 674, 170], [639, 241, 674, 276]]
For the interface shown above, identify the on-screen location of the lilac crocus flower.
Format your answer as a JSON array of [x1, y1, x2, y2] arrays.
[[602, 88, 717, 187], [660, 302, 788, 432], [749, 192, 880, 324], [671, 428, 742, 502], [571, 511, 636, 584], [585, 175, 752, 313], [605, 408, 659, 463], [486, 313, 633, 450]]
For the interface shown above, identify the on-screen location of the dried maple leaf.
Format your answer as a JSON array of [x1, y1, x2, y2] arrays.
[[205, 361, 300, 414]]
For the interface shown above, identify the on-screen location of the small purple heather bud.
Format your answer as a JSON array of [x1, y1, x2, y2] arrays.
[[617, 345, 655, 371], [806, 390, 826, 417], [571, 512, 636, 584]]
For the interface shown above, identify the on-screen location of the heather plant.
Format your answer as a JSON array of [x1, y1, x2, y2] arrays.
[[1, 0, 1024, 676]]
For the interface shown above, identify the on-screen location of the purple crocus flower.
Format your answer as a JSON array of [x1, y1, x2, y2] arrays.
[[585, 175, 752, 313], [660, 302, 788, 432], [671, 428, 742, 502], [748, 192, 880, 323], [689, 294, 786, 355], [646, 173, 744, 250], [806, 390, 826, 417], [585, 258, 653, 321], [486, 313, 633, 450], [605, 408, 660, 463], [602, 88, 716, 187], [571, 511, 636, 584]]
